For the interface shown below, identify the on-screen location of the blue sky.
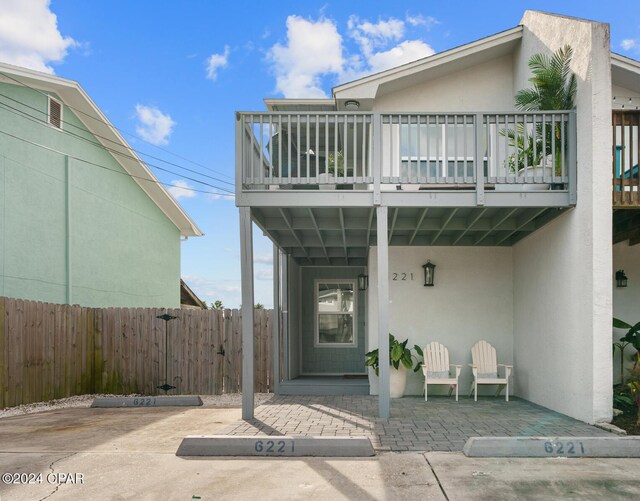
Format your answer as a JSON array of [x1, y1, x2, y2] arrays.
[[1, 1, 638, 308]]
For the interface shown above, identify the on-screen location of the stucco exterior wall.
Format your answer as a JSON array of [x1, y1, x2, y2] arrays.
[[0, 83, 181, 308], [512, 12, 612, 423], [368, 246, 514, 396], [373, 54, 515, 112], [612, 241, 640, 384]]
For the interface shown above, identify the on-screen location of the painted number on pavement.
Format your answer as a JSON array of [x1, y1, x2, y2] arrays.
[[543, 440, 585, 455], [254, 439, 295, 455]]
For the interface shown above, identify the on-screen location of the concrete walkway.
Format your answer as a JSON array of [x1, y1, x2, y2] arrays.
[[221, 395, 612, 451], [0, 403, 638, 500]]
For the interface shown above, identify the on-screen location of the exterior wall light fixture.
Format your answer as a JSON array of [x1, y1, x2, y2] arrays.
[[358, 273, 369, 291], [344, 100, 360, 111], [422, 260, 436, 287], [616, 269, 628, 288]]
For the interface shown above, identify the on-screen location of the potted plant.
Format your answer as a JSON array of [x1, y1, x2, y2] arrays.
[[365, 333, 421, 398], [501, 45, 577, 185], [613, 317, 640, 428]]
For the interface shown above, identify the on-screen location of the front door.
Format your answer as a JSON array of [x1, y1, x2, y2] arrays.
[[300, 267, 366, 375]]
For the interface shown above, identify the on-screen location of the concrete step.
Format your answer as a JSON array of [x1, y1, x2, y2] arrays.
[[279, 377, 369, 396]]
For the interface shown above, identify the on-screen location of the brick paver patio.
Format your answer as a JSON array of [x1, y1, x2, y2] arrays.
[[219, 395, 613, 452]]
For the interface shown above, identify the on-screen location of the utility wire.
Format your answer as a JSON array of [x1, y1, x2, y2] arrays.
[[0, 98, 234, 194], [0, 90, 234, 187], [0, 127, 234, 197], [0, 69, 235, 181], [0, 89, 234, 187]]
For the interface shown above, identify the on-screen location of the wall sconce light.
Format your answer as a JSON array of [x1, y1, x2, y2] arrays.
[[344, 100, 360, 111], [616, 269, 628, 288], [358, 273, 369, 291], [422, 260, 436, 287]]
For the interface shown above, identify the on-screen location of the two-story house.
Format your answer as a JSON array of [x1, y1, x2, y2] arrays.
[[236, 11, 640, 425], [0, 62, 202, 308]]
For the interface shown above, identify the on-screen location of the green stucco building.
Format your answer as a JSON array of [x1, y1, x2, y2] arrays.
[[0, 63, 202, 308]]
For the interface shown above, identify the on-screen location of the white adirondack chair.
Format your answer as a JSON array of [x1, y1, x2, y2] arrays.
[[469, 340, 513, 402], [421, 341, 462, 401]]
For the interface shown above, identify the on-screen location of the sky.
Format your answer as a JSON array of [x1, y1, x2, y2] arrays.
[[0, 0, 638, 308]]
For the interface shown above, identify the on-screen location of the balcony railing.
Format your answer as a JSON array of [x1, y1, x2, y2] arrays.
[[613, 110, 640, 207], [236, 111, 576, 196]]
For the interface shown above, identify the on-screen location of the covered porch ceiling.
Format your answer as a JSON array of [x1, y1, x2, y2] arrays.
[[252, 206, 569, 266]]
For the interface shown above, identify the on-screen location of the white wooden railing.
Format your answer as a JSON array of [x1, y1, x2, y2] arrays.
[[236, 111, 576, 193]]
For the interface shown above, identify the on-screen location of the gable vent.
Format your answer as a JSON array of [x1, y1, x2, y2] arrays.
[[48, 97, 62, 129]]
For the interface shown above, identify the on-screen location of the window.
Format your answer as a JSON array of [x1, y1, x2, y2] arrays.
[[48, 96, 62, 129], [315, 280, 356, 347]]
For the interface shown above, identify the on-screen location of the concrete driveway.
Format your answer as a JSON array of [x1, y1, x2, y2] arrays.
[[0, 405, 638, 500]]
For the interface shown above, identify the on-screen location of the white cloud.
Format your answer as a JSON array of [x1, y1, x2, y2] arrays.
[[168, 180, 196, 200], [206, 45, 230, 80], [267, 14, 437, 98], [621, 39, 637, 51], [254, 253, 273, 265], [268, 15, 344, 98], [134, 104, 176, 145], [367, 40, 435, 74], [255, 268, 273, 280], [0, 0, 77, 73], [406, 14, 439, 29], [207, 192, 235, 202]]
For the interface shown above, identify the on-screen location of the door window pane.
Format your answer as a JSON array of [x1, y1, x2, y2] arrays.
[[316, 281, 356, 346]]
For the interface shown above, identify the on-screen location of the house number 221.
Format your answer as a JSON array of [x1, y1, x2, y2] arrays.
[[392, 273, 414, 281]]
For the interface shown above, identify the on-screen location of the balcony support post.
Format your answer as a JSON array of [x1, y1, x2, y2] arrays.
[[373, 113, 382, 206], [475, 113, 485, 206], [240, 206, 255, 420], [568, 110, 577, 206], [235, 112, 245, 206], [376, 206, 390, 419]]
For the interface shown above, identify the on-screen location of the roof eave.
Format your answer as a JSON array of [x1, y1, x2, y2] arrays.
[[0, 62, 203, 238], [332, 25, 524, 100]]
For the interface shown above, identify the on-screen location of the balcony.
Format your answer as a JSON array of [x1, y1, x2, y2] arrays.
[[236, 111, 577, 208], [613, 110, 640, 208]]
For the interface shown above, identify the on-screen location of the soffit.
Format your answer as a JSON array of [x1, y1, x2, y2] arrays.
[[264, 99, 337, 112], [0, 63, 202, 237], [252, 205, 567, 266], [612, 53, 640, 94]]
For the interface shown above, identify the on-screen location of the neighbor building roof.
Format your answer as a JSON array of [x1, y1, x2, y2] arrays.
[[0, 61, 203, 237]]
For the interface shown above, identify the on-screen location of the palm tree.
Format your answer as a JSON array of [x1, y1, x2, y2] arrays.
[[502, 45, 577, 174], [515, 45, 577, 112]]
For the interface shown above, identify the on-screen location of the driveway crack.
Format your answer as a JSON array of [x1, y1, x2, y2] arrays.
[[423, 454, 450, 501], [38, 452, 77, 501]]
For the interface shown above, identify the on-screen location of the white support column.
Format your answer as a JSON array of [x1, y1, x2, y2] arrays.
[[239, 206, 254, 420], [376, 206, 390, 419], [281, 255, 289, 380], [272, 245, 280, 394]]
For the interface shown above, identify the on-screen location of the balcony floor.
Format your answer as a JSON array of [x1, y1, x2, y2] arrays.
[[252, 205, 570, 266]]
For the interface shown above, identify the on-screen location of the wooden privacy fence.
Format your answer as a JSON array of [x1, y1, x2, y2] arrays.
[[0, 297, 275, 409]]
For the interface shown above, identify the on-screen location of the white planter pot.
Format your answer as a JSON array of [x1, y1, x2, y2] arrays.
[[390, 365, 408, 398], [368, 365, 408, 398]]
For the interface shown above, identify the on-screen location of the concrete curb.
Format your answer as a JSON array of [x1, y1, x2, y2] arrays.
[[463, 436, 640, 457], [176, 435, 375, 457], [91, 396, 203, 408]]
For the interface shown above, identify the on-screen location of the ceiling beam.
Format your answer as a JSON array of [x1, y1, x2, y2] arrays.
[[431, 208, 458, 245], [279, 208, 311, 264], [308, 208, 330, 264], [408, 208, 429, 246], [495, 208, 546, 245], [452, 208, 487, 245], [339, 208, 348, 265], [388, 208, 399, 244], [475, 208, 518, 245], [365, 208, 374, 263]]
